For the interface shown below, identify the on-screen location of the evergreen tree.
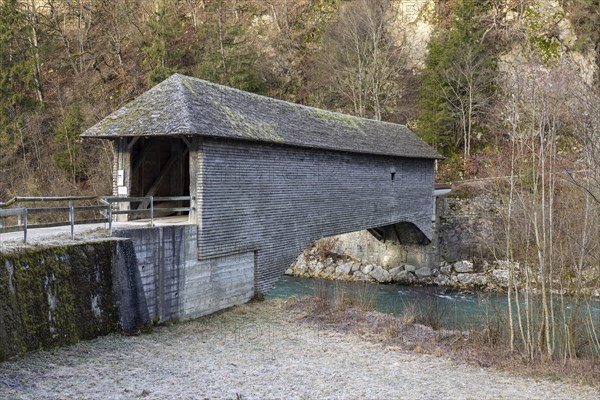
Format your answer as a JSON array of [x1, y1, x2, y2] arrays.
[[193, 2, 264, 94], [417, 0, 496, 159], [53, 103, 85, 184], [142, 1, 183, 85], [0, 0, 38, 148]]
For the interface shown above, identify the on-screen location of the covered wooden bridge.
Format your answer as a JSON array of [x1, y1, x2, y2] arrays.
[[82, 73, 442, 300]]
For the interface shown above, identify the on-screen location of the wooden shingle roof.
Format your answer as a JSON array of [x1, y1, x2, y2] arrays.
[[81, 74, 442, 160]]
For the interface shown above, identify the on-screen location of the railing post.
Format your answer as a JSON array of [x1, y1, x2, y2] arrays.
[[150, 196, 154, 227], [17, 201, 21, 226], [23, 207, 28, 244], [69, 200, 75, 240], [108, 202, 113, 236], [189, 196, 193, 223]]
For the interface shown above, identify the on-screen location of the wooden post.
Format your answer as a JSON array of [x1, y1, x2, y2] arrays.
[[115, 137, 132, 222], [150, 196, 154, 226]]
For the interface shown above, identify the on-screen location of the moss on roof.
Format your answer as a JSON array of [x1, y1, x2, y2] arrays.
[[81, 74, 442, 160]]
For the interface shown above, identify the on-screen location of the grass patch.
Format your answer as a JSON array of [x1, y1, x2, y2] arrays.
[[284, 291, 600, 387]]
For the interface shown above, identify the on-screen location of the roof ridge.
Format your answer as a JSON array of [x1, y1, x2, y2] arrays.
[[174, 74, 401, 128], [81, 74, 443, 160], [171, 74, 195, 134]]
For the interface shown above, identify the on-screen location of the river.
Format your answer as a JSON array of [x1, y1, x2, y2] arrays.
[[267, 275, 600, 331]]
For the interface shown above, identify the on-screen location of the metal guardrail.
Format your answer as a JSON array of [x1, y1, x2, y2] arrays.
[[0, 195, 193, 243]]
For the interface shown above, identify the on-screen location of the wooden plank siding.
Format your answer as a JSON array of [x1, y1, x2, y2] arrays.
[[197, 138, 435, 294]]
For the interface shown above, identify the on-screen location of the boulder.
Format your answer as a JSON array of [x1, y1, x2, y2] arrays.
[[314, 261, 324, 273], [350, 262, 361, 272], [453, 261, 474, 273], [285, 268, 293, 275], [335, 262, 353, 275], [294, 256, 308, 270], [362, 265, 374, 274], [440, 265, 452, 275], [415, 267, 433, 278], [403, 264, 417, 273], [491, 269, 509, 287], [433, 274, 449, 286], [393, 270, 414, 284], [388, 266, 404, 281], [456, 273, 474, 285], [353, 271, 373, 282], [471, 274, 488, 286], [457, 273, 487, 286], [370, 265, 392, 283]]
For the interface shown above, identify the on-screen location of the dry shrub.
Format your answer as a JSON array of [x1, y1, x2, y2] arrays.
[[401, 296, 448, 330], [313, 237, 339, 261], [349, 282, 378, 311], [311, 280, 331, 315]]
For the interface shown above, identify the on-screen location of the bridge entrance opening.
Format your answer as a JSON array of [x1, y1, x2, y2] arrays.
[[130, 137, 190, 218]]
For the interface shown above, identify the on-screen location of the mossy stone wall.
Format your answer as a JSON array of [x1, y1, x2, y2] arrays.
[[0, 241, 120, 361]]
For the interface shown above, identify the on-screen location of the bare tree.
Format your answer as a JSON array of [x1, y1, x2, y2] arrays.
[[317, 0, 408, 121], [437, 43, 496, 160], [499, 53, 600, 360], [24, 0, 44, 103]]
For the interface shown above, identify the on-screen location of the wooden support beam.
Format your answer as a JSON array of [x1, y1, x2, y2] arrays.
[[127, 136, 140, 151], [367, 228, 383, 241], [137, 148, 189, 210], [392, 224, 403, 245]]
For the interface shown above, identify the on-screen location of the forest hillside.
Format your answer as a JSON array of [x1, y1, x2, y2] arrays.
[[1, 0, 598, 196]]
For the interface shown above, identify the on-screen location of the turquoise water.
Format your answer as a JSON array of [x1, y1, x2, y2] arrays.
[[267, 276, 600, 331]]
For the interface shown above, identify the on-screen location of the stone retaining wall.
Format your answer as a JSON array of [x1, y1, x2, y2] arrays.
[[0, 240, 149, 361]]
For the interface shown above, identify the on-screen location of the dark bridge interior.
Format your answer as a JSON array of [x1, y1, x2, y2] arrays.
[[130, 137, 190, 216], [368, 222, 431, 245]]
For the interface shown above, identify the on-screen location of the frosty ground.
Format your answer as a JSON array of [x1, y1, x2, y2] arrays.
[[0, 300, 598, 400]]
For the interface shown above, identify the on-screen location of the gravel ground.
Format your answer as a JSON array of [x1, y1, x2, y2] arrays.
[[0, 301, 598, 400]]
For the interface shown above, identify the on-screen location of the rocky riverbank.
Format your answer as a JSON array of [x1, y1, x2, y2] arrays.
[[286, 245, 600, 297]]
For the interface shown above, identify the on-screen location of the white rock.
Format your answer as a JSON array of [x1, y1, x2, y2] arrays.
[[370, 265, 392, 283], [392, 270, 414, 284], [457, 273, 487, 286], [353, 271, 373, 282], [415, 267, 433, 278], [335, 263, 353, 275], [350, 263, 361, 272], [440, 265, 452, 275], [295, 256, 308, 270], [491, 269, 509, 287], [314, 262, 324, 273], [362, 265, 374, 274], [453, 261, 474, 273], [456, 273, 474, 285], [472, 274, 488, 286], [284, 268, 293, 275], [403, 264, 417, 273], [388, 266, 404, 281], [433, 274, 449, 286]]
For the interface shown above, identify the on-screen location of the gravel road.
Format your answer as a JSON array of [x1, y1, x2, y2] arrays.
[[0, 300, 598, 400]]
